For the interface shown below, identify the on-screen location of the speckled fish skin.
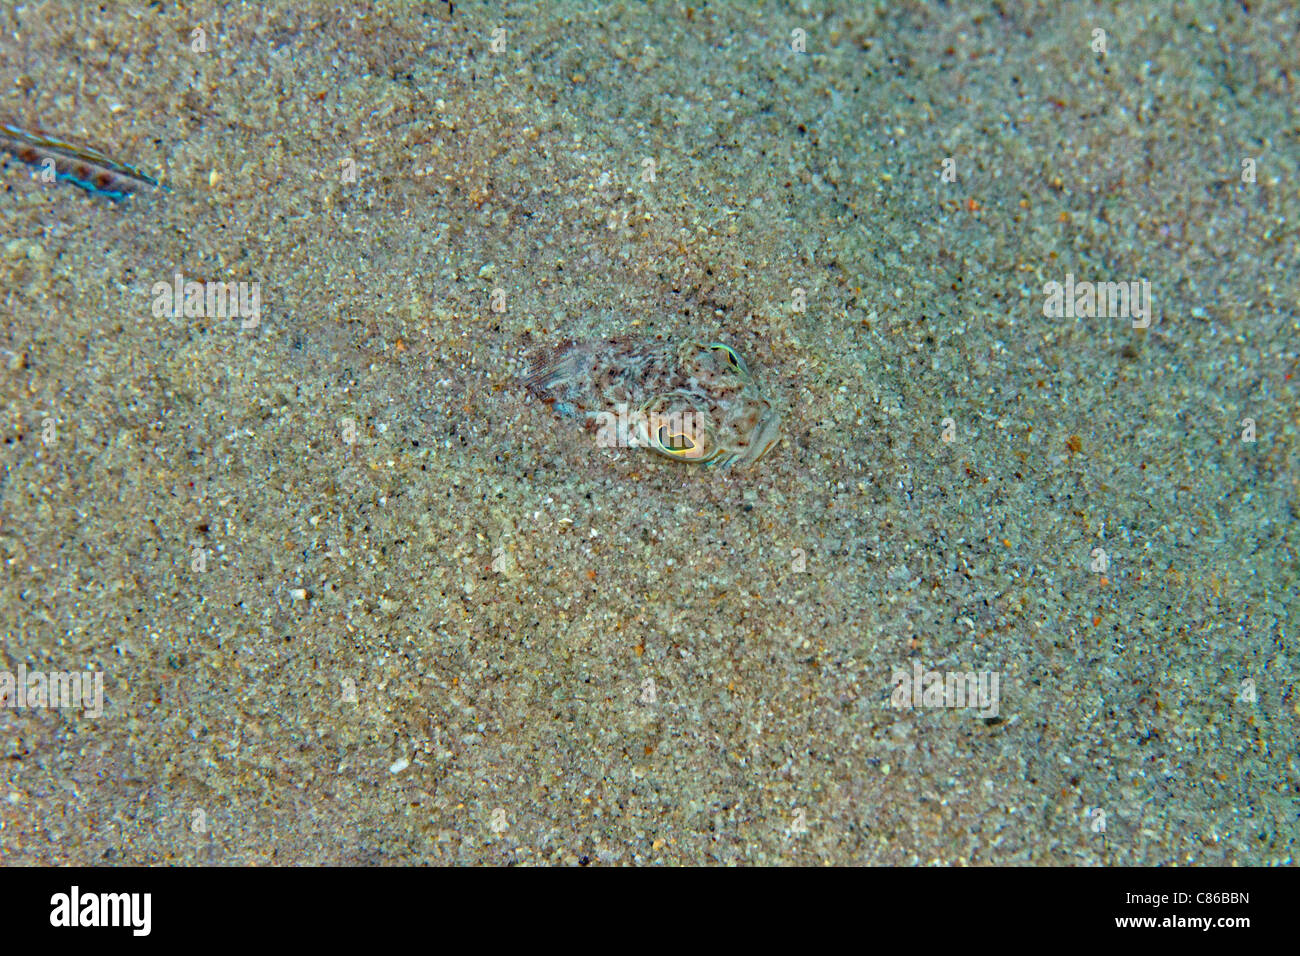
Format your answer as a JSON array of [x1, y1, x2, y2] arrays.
[[523, 338, 781, 468]]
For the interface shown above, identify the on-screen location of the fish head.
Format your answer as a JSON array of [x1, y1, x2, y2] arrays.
[[638, 343, 781, 467], [677, 341, 754, 389]]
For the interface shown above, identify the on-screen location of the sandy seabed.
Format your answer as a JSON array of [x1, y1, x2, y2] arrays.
[[0, 1, 1295, 865]]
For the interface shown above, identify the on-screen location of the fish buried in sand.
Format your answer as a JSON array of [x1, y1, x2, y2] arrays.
[[523, 339, 781, 468]]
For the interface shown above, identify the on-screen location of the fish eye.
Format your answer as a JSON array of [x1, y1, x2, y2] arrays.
[[707, 344, 749, 377], [654, 424, 700, 457]]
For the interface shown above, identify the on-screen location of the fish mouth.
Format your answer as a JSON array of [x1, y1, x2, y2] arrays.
[[709, 399, 781, 468], [740, 400, 782, 465]]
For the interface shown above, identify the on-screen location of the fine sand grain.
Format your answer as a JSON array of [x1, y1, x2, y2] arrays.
[[0, 1, 1295, 864]]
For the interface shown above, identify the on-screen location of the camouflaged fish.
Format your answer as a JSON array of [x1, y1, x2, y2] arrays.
[[0, 122, 167, 201], [523, 338, 781, 468]]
